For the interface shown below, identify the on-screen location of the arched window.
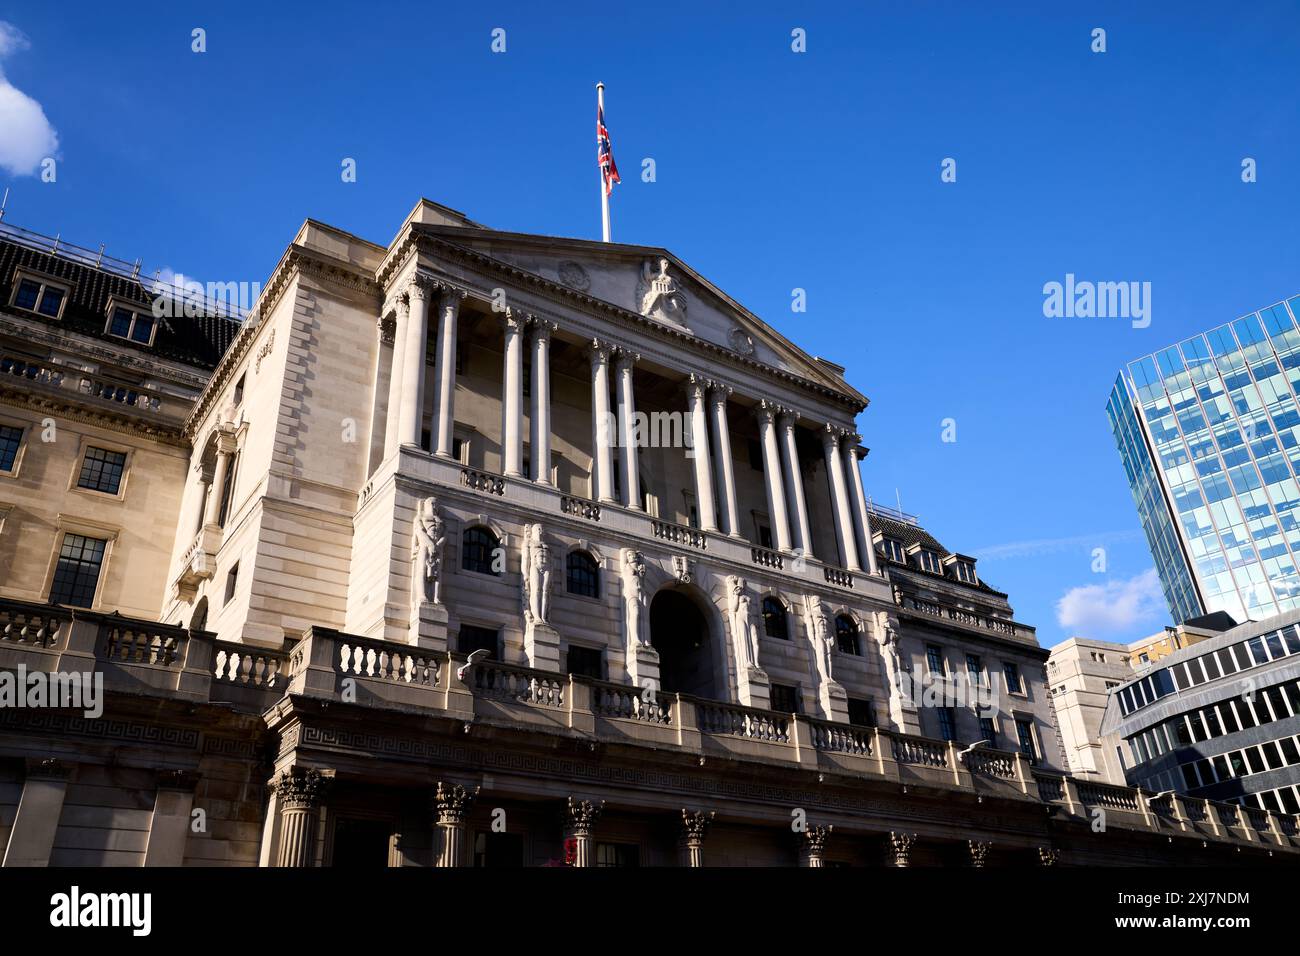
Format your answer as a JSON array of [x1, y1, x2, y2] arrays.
[[462, 526, 501, 576], [835, 615, 861, 656], [762, 597, 789, 640], [566, 551, 600, 598]]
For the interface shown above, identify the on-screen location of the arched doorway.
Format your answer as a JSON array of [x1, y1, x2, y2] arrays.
[[649, 588, 717, 698]]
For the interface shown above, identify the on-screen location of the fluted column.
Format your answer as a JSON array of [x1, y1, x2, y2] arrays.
[[564, 798, 604, 867], [800, 824, 832, 867], [678, 809, 714, 867], [589, 342, 615, 503], [501, 310, 527, 477], [614, 351, 640, 509], [398, 280, 432, 448], [434, 782, 479, 867], [685, 375, 717, 532], [529, 320, 555, 484], [777, 411, 813, 557], [755, 401, 791, 551], [821, 425, 861, 571], [383, 296, 409, 459], [272, 768, 332, 868], [888, 831, 916, 867], [708, 385, 740, 537], [844, 438, 878, 574], [431, 287, 464, 458]]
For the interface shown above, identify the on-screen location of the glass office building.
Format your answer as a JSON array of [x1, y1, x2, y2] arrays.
[[1108, 295, 1300, 625]]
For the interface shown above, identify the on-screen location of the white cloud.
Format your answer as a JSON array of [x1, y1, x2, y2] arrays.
[[0, 21, 59, 177], [1054, 567, 1169, 639], [973, 528, 1141, 562]]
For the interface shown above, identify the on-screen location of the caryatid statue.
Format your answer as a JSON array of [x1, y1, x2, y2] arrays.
[[727, 576, 760, 670], [621, 549, 649, 646], [411, 497, 446, 606], [804, 595, 834, 683], [521, 523, 553, 625], [877, 617, 902, 687]]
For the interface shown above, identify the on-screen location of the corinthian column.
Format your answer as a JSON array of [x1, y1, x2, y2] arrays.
[[589, 341, 615, 502], [844, 438, 879, 574], [678, 809, 714, 867], [821, 425, 860, 571], [888, 831, 916, 867], [383, 296, 409, 459], [501, 309, 527, 477], [529, 320, 556, 484], [434, 782, 479, 867], [398, 279, 432, 448], [615, 351, 641, 509], [272, 768, 333, 867], [708, 385, 740, 536], [800, 824, 832, 867], [778, 411, 813, 557], [564, 798, 604, 867], [685, 375, 717, 532], [431, 287, 465, 458], [755, 401, 791, 551]]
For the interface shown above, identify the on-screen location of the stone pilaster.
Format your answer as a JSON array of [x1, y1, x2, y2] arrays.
[[143, 770, 199, 867], [434, 782, 479, 867], [2, 758, 73, 867], [272, 768, 333, 867], [383, 295, 408, 460]]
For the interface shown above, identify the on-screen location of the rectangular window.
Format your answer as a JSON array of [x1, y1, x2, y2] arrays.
[[879, 538, 904, 563], [76, 446, 128, 495], [978, 716, 998, 742], [0, 424, 22, 472], [105, 305, 156, 345], [846, 697, 875, 727], [48, 533, 107, 608], [1003, 662, 1023, 694], [12, 275, 68, 319], [936, 707, 956, 741], [233, 374, 245, 406], [925, 644, 945, 675], [965, 653, 984, 684], [565, 644, 603, 679], [1015, 718, 1038, 761], [223, 562, 239, 606], [594, 842, 639, 867], [769, 683, 800, 715], [457, 626, 498, 657]]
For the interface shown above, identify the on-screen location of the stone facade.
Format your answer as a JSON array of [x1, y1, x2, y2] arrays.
[[1, 205, 1297, 866]]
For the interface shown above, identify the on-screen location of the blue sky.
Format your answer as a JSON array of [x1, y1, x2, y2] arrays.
[[3, 1, 1299, 646]]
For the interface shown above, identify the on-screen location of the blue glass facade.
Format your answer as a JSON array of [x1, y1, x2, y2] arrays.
[[1109, 295, 1300, 624]]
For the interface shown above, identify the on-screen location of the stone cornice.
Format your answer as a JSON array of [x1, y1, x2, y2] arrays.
[[0, 384, 187, 448], [394, 231, 866, 413]]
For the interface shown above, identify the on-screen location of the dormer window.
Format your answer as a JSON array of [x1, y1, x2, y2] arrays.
[[10, 271, 70, 320], [915, 548, 942, 573], [942, 553, 978, 584], [877, 536, 904, 563], [105, 299, 157, 346]]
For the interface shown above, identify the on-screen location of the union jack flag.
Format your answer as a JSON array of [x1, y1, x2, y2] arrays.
[[597, 102, 620, 196]]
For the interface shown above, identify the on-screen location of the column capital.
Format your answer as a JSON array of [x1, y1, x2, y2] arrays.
[[530, 317, 559, 340], [588, 339, 614, 365], [436, 281, 470, 302], [271, 767, 334, 811], [684, 372, 711, 400], [25, 757, 73, 781], [394, 294, 410, 318], [565, 797, 605, 836], [803, 824, 833, 854], [968, 840, 992, 867], [820, 422, 852, 448], [156, 769, 200, 792], [501, 308, 531, 332], [777, 408, 802, 427], [887, 830, 916, 866], [406, 275, 434, 301], [1038, 846, 1060, 866], [613, 348, 640, 371], [679, 808, 715, 846], [434, 781, 480, 825], [377, 312, 396, 346], [754, 398, 784, 425], [708, 383, 733, 405]]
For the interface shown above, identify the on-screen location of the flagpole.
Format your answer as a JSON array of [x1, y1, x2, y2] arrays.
[[597, 82, 611, 243]]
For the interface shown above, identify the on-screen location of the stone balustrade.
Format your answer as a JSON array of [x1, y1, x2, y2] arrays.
[[750, 546, 784, 570], [651, 519, 708, 550], [5, 597, 1298, 857], [898, 594, 1038, 644]]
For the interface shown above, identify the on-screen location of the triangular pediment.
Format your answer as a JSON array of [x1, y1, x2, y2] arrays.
[[411, 223, 865, 405]]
